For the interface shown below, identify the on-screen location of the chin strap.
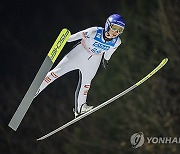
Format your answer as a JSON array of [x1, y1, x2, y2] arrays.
[[103, 31, 113, 42]]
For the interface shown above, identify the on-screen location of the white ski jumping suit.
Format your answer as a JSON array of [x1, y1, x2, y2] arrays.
[[35, 27, 121, 113]]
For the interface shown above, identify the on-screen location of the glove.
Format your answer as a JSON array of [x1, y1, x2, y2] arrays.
[[102, 58, 108, 69]]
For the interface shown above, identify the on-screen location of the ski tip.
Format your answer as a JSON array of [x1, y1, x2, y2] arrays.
[[160, 58, 168, 67], [163, 58, 168, 63], [62, 28, 71, 32]]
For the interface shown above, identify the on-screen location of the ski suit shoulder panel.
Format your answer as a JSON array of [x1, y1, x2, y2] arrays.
[[67, 27, 97, 42]]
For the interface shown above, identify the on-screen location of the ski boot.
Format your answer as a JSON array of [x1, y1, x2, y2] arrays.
[[74, 103, 94, 118]]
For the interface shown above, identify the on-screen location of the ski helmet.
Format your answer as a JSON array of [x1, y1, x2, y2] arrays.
[[105, 14, 125, 34]]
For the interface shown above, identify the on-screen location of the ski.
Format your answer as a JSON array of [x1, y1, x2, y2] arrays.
[[37, 58, 168, 141], [8, 28, 71, 131]]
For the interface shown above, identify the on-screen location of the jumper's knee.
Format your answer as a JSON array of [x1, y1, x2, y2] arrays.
[[44, 72, 59, 84]]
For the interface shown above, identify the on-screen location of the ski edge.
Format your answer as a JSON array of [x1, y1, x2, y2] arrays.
[[135, 58, 168, 86]]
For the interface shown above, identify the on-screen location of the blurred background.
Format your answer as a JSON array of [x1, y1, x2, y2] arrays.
[[0, 0, 179, 153]]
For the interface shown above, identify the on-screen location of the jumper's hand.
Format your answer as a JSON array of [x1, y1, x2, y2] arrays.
[[102, 58, 108, 69]]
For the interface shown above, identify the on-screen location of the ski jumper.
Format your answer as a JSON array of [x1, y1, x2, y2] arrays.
[[35, 27, 121, 113]]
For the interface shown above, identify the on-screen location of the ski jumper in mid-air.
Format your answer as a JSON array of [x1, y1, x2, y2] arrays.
[[35, 14, 125, 117]]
